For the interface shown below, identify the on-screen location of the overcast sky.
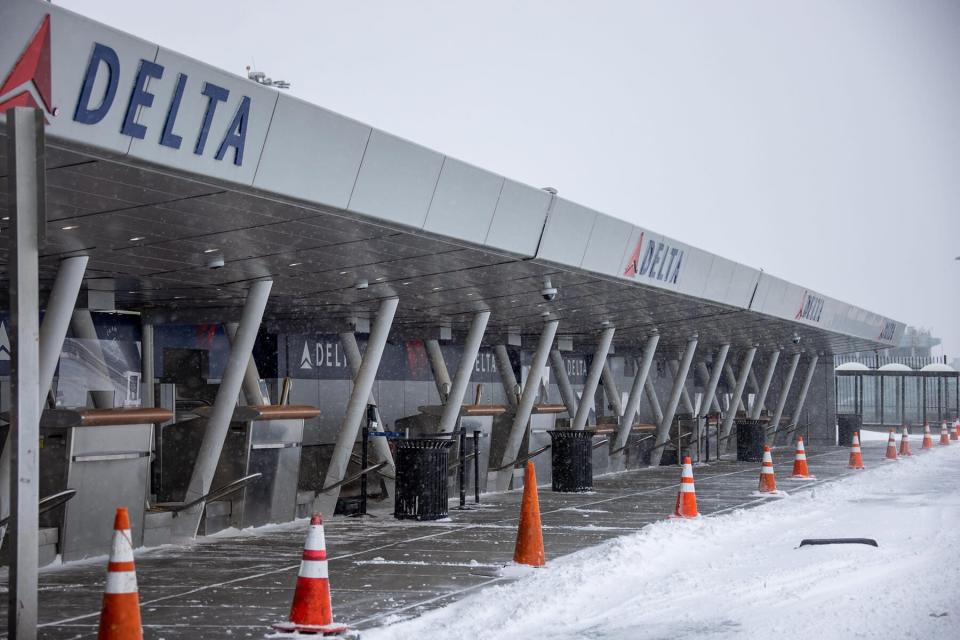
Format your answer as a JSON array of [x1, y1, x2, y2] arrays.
[[58, 0, 960, 358]]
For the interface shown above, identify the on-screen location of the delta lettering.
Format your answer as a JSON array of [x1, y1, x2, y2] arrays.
[[73, 43, 251, 166], [636, 239, 684, 284]]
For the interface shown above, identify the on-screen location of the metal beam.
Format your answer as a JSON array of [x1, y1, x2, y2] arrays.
[[174, 279, 273, 539], [572, 326, 615, 430], [141, 321, 155, 408], [789, 355, 820, 437], [697, 361, 723, 414], [700, 345, 730, 418], [425, 338, 452, 401], [650, 336, 698, 466], [751, 349, 780, 419], [6, 106, 44, 640], [601, 361, 623, 419], [438, 311, 490, 434], [749, 369, 767, 412], [612, 333, 659, 462], [769, 352, 801, 443], [494, 344, 518, 407], [495, 319, 558, 490], [720, 347, 757, 446], [226, 322, 266, 405], [644, 375, 664, 424], [339, 331, 396, 499], [723, 363, 747, 413], [670, 360, 696, 415], [314, 297, 398, 516], [549, 349, 578, 417]]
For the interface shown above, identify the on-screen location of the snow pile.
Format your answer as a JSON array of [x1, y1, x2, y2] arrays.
[[364, 447, 960, 640]]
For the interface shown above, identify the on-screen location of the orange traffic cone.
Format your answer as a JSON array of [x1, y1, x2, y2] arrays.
[[953, 420, 960, 440], [922, 423, 933, 449], [939, 423, 951, 446], [898, 426, 912, 456], [848, 432, 865, 469], [274, 514, 351, 636], [790, 437, 814, 479], [758, 446, 778, 493], [884, 430, 898, 461], [97, 508, 142, 640], [670, 456, 699, 518], [513, 461, 545, 567]]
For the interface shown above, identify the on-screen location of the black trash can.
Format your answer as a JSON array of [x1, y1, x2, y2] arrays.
[[837, 414, 862, 447], [394, 439, 453, 521], [735, 418, 768, 462], [547, 430, 594, 492]]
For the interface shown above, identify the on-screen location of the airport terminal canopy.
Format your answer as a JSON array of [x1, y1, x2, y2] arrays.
[[0, 0, 906, 355]]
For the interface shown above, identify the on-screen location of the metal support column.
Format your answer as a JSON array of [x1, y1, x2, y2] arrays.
[[339, 331, 396, 499], [549, 349, 578, 417], [723, 363, 747, 413], [644, 375, 664, 424], [438, 311, 490, 434], [174, 279, 273, 538], [571, 326, 615, 430], [6, 107, 44, 640], [314, 297, 398, 516], [601, 361, 623, 419], [494, 344, 519, 407], [612, 333, 659, 462], [495, 319, 559, 490], [650, 336, 698, 466], [720, 347, 757, 446], [790, 355, 819, 435], [141, 321, 155, 408], [425, 338, 452, 401], [226, 322, 266, 405], [749, 369, 766, 412], [751, 349, 780, 419], [699, 345, 730, 419], [696, 362, 721, 414], [669, 360, 696, 415], [769, 352, 801, 443]]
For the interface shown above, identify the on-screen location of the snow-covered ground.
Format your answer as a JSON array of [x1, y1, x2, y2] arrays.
[[363, 445, 960, 640]]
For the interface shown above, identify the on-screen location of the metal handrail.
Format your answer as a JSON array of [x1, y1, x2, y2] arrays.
[[610, 434, 655, 455], [320, 461, 388, 493], [0, 489, 78, 528], [592, 438, 609, 449], [491, 445, 551, 472], [167, 473, 262, 515], [650, 431, 693, 453]]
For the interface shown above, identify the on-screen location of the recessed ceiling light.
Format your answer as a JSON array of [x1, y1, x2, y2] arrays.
[[1, 216, 9, 221], [129, 236, 145, 242], [466, 293, 474, 296], [174, 295, 184, 299], [288, 262, 302, 267], [339, 271, 348, 275], [375, 276, 386, 282], [61, 224, 79, 230], [432, 287, 441, 291], [203, 248, 218, 254], [402, 282, 411, 286]]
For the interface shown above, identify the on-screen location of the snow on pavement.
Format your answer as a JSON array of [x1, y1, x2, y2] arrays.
[[363, 445, 960, 640]]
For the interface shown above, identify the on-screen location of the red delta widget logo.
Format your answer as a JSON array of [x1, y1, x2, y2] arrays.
[[0, 15, 56, 119]]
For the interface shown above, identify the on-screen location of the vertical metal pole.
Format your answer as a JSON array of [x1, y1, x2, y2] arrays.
[[549, 349, 578, 417], [769, 351, 800, 442], [0, 256, 87, 529], [425, 338, 452, 401], [922, 376, 927, 424], [141, 321, 155, 408], [473, 429, 481, 503], [650, 336, 698, 466], [572, 326, 615, 430], [751, 349, 780, 419], [495, 319, 558, 490], [225, 322, 266, 405], [7, 107, 44, 640], [438, 311, 490, 434], [720, 347, 757, 445], [790, 355, 819, 435], [359, 406, 371, 516], [613, 333, 659, 459], [494, 344, 519, 407], [174, 279, 272, 538], [601, 361, 623, 418], [937, 376, 943, 423], [314, 297, 398, 516], [880, 374, 885, 426], [458, 420, 466, 508]]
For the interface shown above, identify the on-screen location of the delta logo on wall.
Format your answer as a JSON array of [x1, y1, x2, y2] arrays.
[[0, 15, 57, 119], [623, 232, 685, 284], [795, 290, 825, 323]]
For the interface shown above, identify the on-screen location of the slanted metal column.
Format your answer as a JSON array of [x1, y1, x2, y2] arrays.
[[644, 375, 664, 424], [751, 349, 780, 419], [6, 106, 44, 640], [70, 310, 115, 408], [495, 319, 559, 490], [723, 364, 747, 413], [494, 344, 518, 406], [700, 345, 730, 418], [174, 279, 273, 538], [226, 322, 266, 405], [612, 333, 659, 458], [549, 349, 578, 417], [438, 311, 490, 434], [0, 256, 87, 530], [425, 338, 452, 401], [720, 347, 757, 445], [697, 362, 723, 414], [314, 297, 398, 516], [770, 352, 801, 443], [669, 360, 696, 415], [790, 355, 820, 434], [572, 326, 615, 429], [601, 361, 623, 418], [749, 369, 766, 413], [141, 321, 155, 408], [339, 331, 396, 498], [650, 336, 698, 466]]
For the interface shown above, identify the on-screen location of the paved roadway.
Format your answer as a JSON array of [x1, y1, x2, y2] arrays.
[[0, 441, 888, 639]]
